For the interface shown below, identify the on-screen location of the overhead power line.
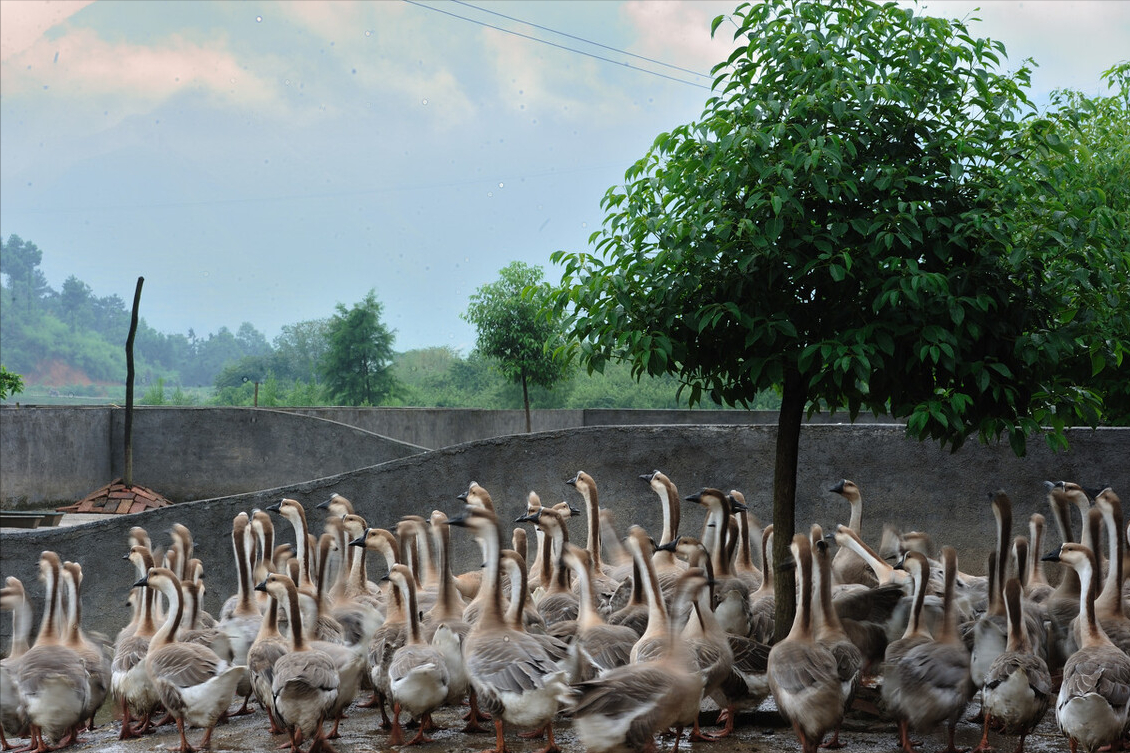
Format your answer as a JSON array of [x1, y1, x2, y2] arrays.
[[451, 0, 714, 80], [401, 0, 714, 91]]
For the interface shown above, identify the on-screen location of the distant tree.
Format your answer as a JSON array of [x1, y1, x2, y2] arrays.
[[464, 261, 571, 432], [235, 322, 271, 356], [59, 275, 94, 332], [0, 365, 24, 399], [273, 318, 331, 384], [320, 289, 398, 406], [551, 0, 1123, 640], [0, 234, 49, 315]]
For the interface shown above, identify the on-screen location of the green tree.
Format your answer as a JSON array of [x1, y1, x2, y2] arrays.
[[552, 0, 1123, 640], [320, 289, 398, 406], [0, 234, 49, 316], [464, 261, 571, 432], [59, 275, 94, 332], [0, 365, 24, 399], [272, 318, 331, 384]]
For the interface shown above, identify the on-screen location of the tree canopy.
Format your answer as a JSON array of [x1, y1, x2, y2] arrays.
[[464, 261, 571, 431], [551, 0, 1127, 639], [320, 289, 398, 406]]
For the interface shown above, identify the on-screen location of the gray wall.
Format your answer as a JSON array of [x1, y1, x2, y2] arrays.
[[0, 407, 424, 508], [2, 406, 891, 508], [2, 423, 1126, 647], [284, 407, 897, 449]]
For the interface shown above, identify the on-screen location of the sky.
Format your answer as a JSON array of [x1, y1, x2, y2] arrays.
[[2, 0, 1128, 354]]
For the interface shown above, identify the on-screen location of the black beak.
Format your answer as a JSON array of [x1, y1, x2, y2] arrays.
[[1041, 546, 1064, 563], [348, 531, 368, 547], [448, 512, 469, 527], [639, 471, 655, 482], [829, 480, 846, 494], [254, 579, 268, 592], [569, 504, 582, 516], [656, 539, 678, 552], [316, 498, 331, 510], [515, 510, 540, 524], [267, 501, 282, 513], [685, 491, 703, 503], [132, 576, 149, 589]]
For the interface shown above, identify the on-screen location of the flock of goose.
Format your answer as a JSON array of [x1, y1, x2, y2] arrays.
[[0, 471, 1126, 753]]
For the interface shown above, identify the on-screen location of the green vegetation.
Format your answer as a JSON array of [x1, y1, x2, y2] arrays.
[[551, 0, 1129, 639], [464, 262, 571, 431], [0, 365, 23, 400]]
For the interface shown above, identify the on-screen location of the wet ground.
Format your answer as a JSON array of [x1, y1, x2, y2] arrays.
[[42, 685, 1067, 753]]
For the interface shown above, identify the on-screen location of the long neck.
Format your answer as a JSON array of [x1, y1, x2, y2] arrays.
[[283, 585, 307, 651], [787, 549, 814, 642], [937, 552, 959, 644], [502, 558, 530, 630], [838, 530, 894, 582], [1004, 583, 1030, 653], [902, 566, 928, 640], [1077, 554, 1109, 648], [1097, 500, 1126, 616], [992, 501, 1012, 614], [657, 479, 679, 547], [475, 526, 505, 629], [815, 549, 844, 639], [583, 485, 603, 571], [152, 581, 183, 649], [735, 511, 755, 573], [349, 534, 369, 595], [535, 528, 552, 585], [709, 501, 733, 577], [548, 524, 571, 593], [848, 498, 862, 535], [1051, 498, 1081, 596], [254, 522, 275, 584], [753, 529, 774, 597], [400, 577, 423, 645], [35, 563, 61, 645], [290, 510, 314, 590], [8, 593, 33, 656], [255, 595, 281, 641], [431, 522, 460, 621], [1028, 518, 1049, 587], [63, 570, 82, 645], [573, 558, 602, 629], [632, 540, 670, 652], [235, 525, 257, 615]]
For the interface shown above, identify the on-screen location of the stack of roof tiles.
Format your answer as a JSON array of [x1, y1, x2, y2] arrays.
[[57, 478, 173, 514]]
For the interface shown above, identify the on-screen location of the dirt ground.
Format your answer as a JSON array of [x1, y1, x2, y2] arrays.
[[42, 684, 1069, 753]]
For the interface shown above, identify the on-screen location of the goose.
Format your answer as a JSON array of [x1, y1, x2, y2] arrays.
[[450, 481, 495, 600], [447, 502, 572, 753], [397, 516, 439, 617], [1081, 488, 1130, 655], [339, 513, 383, 611], [1043, 542, 1130, 753], [513, 527, 529, 571], [566, 471, 622, 601], [348, 526, 406, 730], [420, 511, 474, 714], [58, 561, 111, 734], [1044, 481, 1085, 672], [245, 582, 288, 736], [811, 526, 862, 750], [517, 506, 579, 628], [569, 525, 699, 753], [1024, 514, 1054, 604], [829, 479, 879, 587], [112, 546, 162, 740], [972, 578, 1051, 753], [767, 534, 844, 753], [305, 532, 347, 644], [730, 492, 763, 588], [217, 513, 262, 717], [383, 563, 450, 746], [15, 551, 89, 752], [561, 543, 637, 683], [1, 577, 32, 750], [133, 567, 247, 753], [881, 550, 934, 750], [889, 545, 973, 753], [640, 470, 688, 578], [254, 572, 339, 753], [267, 498, 317, 592], [606, 555, 649, 637], [969, 490, 1015, 698], [685, 488, 755, 637], [748, 524, 776, 644], [176, 578, 234, 663]]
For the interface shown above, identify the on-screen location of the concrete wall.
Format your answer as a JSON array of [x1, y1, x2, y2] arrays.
[[2, 423, 1126, 647], [283, 407, 898, 449], [0, 406, 424, 508], [1, 406, 892, 507]]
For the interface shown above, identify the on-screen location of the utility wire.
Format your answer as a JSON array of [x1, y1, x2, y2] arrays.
[[451, 0, 713, 80], [401, 0, 713, 91]]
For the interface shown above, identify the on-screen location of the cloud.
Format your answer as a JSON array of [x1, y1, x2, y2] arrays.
[[621, 0, 736, 76], [0, 0, 95, 62], [2, 25, 279, 109]]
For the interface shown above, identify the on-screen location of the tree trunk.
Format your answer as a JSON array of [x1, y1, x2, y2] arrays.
[[772, 364, 805, 643], [521, 371, 531, 433], [124, 276, 144, 488]]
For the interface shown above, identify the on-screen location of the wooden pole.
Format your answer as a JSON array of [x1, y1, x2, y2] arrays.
[[124, 276, 144, 488]]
